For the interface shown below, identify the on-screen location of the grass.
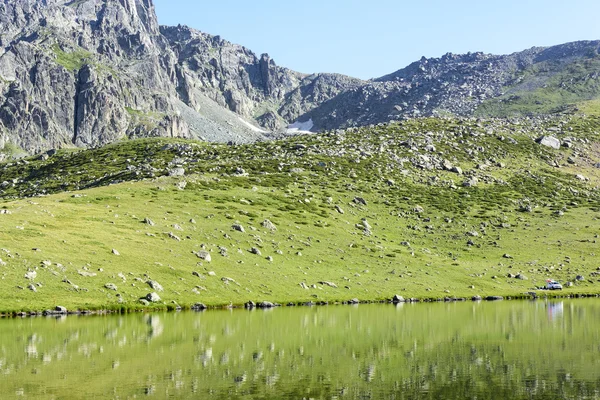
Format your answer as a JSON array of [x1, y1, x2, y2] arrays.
[[476, 56, 600, 117], [0, 115, 599, 313], [51, 44, 92, 71]]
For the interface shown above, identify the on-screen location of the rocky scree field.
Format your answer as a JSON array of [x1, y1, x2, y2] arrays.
[[0, 114, 599, 314]]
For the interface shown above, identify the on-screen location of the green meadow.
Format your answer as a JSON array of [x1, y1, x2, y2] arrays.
[[0, 115, 599, 313]]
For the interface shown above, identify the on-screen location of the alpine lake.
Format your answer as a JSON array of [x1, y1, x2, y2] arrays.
[[1, 299, 599, 399]]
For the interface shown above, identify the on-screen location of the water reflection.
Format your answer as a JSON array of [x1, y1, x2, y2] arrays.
[[547, 301, 564, 320], [0, 300, 599, 398]]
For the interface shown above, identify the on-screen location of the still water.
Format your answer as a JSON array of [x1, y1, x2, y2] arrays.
[[0, 300, 599, 399]]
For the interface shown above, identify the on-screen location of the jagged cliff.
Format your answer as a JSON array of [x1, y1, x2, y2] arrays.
[[0, 0, 363, 155], [0, 0, 599, 156]]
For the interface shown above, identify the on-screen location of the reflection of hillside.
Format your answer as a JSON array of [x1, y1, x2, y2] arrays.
[[0, 301, 598, 398]]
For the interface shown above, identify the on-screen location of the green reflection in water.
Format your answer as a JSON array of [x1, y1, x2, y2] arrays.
[[0, 300, 599, 399]]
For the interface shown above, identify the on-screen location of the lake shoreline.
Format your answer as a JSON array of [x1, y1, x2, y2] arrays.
[[2, 291, 598, 319]]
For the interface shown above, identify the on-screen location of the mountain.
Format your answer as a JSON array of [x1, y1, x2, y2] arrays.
[[0, 0, 599, 156], [0, 0, 362, 155], [297, 41, 600, 131]]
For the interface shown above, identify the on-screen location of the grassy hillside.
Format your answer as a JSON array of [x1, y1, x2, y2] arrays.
[[0, 116, 599, 313], [476, 56, 600, 117]]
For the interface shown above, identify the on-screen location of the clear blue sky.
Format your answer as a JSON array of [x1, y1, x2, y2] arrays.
[[154, 0, 600, 80]]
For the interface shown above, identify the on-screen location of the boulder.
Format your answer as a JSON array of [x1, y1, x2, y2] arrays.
[[146, 280, 164, 292], [168, 167, 185, 177], [536, 136, 561, 150], [191, 303, 207, 311], [55, 306, 67, 314], [195, 250, 211, 262], [261, 219, 277, 231], [232, 223, 245, 233], [392, 294, 405, 303], [485, 296, 504, 301], [145, 292, 161, 303]]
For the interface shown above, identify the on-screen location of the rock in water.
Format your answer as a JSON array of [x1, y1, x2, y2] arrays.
[[55, 306, 67, 314], [392, 295, 405, 303], [191, 303, 207, 311]]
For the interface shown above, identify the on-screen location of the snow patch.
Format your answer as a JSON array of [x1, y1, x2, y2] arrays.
[[287, 119, 314, 133], [238, 117, 269, 133]]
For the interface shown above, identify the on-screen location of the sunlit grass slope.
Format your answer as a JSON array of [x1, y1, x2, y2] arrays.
[[0, 116, 599, 313]]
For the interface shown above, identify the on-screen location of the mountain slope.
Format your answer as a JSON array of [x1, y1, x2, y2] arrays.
[[0, 113, 599, 312], [1, 0, 599, 157], [296, 41, 600, 131], [0, 0, 363, 155]]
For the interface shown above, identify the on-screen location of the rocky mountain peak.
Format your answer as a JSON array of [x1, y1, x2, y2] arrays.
[[1, 0, 599, 157]]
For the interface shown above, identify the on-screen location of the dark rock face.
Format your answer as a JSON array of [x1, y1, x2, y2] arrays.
[[159, 24, 363, 131]]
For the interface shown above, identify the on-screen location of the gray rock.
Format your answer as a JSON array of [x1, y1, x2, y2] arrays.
[[195, 251, 212, 262], [169, 168, 185, 177], [349, 298, 360, 304], [55, 306, 67, 314], [463, 177, 479, 187], [392, 295, 405, 303], [261, 219, 277, 231], [191, 303, 207, 311], [319, 281, 338, 288], [146, 280, 164, 292], [485, 296, 504, 301], [536, 136, 561, 150], [232, 223, 245, 233], [353, 197, 368, 206], [257, 301, 275, 308], [105, 283, 118, 291], [24, 270, 37, 280], [145, 292, 161, 303]]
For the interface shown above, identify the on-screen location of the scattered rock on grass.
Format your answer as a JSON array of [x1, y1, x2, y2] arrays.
[[146, 280, 164, 292], [145, 292, 161, 303], [261, 219, 277, 231], [232, 223, 245, 233], [195, 251, 211, 262]]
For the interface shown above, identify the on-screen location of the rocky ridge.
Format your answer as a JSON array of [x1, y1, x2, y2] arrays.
[[0, 0, 599, 156]]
